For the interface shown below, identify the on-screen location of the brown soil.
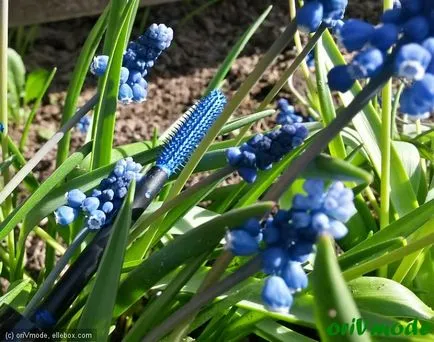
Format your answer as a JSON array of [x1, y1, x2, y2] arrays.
[[10, 0, 381, 180]]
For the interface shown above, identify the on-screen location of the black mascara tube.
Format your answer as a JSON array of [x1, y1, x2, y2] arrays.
[[31, 167, 168, 329]]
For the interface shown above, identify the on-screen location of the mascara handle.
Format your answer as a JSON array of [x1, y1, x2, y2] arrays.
[[32, 167, 168, 328], [0, 305, 45, 340]]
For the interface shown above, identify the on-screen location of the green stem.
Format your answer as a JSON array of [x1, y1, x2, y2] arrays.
[[392, 218, 433, 283], [33, 226, 66, 254], [379, 80, 392, 230], [379, 0, 394, 278], [287, 75, 319, 119], [391, 82, 404, 139], [314, 37, 346, 159], [364, 186, 380, 216], [0, 0, 14, 271], [0, 244, 9, 265]]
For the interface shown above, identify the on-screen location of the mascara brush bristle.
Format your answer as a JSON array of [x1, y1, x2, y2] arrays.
[[156, 89, 227, 176]]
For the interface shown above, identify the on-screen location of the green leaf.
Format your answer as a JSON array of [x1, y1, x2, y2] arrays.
[[24, 69, 50, 104], [311, 235, 371, 342], [347, 277, 434, 321], [7, 48, 25, 105], [78, 180, 135, 340], [303, 154, 372, 184], [0, 143, 92, 241], [415, 250, 434, 308], [124, 254, 208, 341], [255, 319, 317, 342], [125, 171, 225, 261], [220, 110, 275, 135], [0, 279, 32, 311], [114, 202, 274, 317], [56, 9, 108, 165], [323, 30, 418, 217], [91, 0, 139, 168], [205, 5, 272, 93], [343, 229, 434, 280], [20, 67, 57, 150], [339, 238, 406, 271], [345, 199, 434, 258], [314, 39, 346, 159], [168, 206, 219, 235], [393, 141, 423, 197]]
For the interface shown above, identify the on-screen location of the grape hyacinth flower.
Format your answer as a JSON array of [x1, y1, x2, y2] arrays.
[[276, 99, 313, 125], [54, 157, 143, 230], [226, 123, 308, 183], [76, 115, 91, 134], [306, 50, 315, 69], [328, 0, 434, 117], [0, 122, 3, 133], [296, 0, 348, 33], [90, 23, 173, 104], [224, 179, 355, 313]]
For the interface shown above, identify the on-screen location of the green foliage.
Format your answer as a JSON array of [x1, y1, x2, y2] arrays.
[[78, 181, 136, 341], [6, 48, 53, 124]]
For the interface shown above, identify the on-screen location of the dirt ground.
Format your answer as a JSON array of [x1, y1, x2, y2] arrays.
[[11, 0, 382, 180]]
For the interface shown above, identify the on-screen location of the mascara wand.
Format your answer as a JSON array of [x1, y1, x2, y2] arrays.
[[0, 90, 227, 335]]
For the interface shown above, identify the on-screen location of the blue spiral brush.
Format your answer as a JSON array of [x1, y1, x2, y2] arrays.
[[156, 90, 227, 176], [0, 90, 227, 334]]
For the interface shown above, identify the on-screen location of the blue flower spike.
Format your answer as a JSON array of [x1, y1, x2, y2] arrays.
[[90, 23, 173, 104], [224, 179, 355, 313], [76, 115, 91, 134], [65, 189, 86, 208], [81, 197, 100, 213], [87, 210, 106, 230], [296, 1, 324, 33], [338, 19, 375, 52], [296, 0, 348, 33], [395, 44, 431, 81], [225, 230, 259, 256], [262, 276, 294, 313], [54, 157, 143, 230], [90, 55, 109, 76], [226, 122, 308, 183], [276, 99, 312, 125], [54, 206, 79, 226], [327, 0, 434, 118], [327, 65, 355, 92], [349, 48, 384, 79]]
